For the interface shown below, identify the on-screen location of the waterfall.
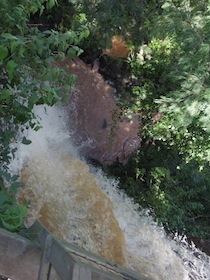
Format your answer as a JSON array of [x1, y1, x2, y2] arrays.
[[9, 105, 210, 280]]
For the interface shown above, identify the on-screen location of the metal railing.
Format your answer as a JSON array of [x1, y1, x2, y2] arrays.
[[19, 221, 151, 280], [0, 221, 152, 280]]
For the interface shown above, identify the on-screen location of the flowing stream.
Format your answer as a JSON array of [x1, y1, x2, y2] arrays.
[[9, 105, 210, 280]]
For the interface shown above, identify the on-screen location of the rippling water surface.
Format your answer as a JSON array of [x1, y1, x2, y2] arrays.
[[9, 105, 210, 280]]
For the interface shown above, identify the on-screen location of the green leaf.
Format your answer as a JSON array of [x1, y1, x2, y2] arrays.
[[83, 28, 90, 39], [161, 2, 171, 10], [39, 5, 45, 16], [0, 189, 11, 206], [22, 137, 32, 145], [6, 60, 18, 80], [67, 48, 77, 60], [1, 33, 17, 40], [72, 45, 84, 56], [46, 0, 56, 10], [28, 94, 40, 109], [10, 40, 21, 54], [0, 89, 11, 102], [0, 45, 8, 60], [46, 92, 54, 105], [1, 205, 27, 231]]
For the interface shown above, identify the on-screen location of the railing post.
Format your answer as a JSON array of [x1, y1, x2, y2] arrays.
[[19, 221, 151, 280], [38, 234, 53, 280], [72, 264, 92, 280]]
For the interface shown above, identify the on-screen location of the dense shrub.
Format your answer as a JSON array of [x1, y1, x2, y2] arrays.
[[101, 0, 210, 238]]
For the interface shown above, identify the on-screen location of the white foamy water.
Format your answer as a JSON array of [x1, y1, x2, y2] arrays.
[[9, 105, 210, 280]]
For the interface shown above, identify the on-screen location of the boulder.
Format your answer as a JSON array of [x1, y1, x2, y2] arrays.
[[59, 58, 141, 165]]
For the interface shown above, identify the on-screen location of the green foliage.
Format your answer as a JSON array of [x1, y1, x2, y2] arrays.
[[0, 190, 27, 232], [80, 0, 145, 46], [104, 148, 210, 238], [101, 1, 210, 239], [153, 1, 210, 163], [144, 162, 210, 238], [32, 0, 161, 49], [0, 0, 89, 232], [125, 0, 210, 165], [127, 36, 179, 111], [0, 173, 27, 231]]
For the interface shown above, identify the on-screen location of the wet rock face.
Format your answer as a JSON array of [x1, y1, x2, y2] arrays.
[[59, 58, 141, 165]]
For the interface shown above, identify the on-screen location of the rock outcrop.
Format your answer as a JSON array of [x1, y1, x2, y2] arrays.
[[58, 58, 141, 165], [102, 35, 130, 58]]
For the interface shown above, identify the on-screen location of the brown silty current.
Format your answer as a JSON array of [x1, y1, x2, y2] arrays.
[[19, 149, 127, 266]]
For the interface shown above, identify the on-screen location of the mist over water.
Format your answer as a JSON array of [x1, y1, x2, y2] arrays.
[[9, 105, 210, 280]]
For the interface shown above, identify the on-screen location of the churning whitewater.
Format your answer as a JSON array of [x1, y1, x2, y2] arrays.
[[9, 105, 210, 280]]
